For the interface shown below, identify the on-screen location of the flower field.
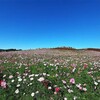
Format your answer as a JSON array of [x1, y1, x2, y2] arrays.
[[0, 49, 100, 100]]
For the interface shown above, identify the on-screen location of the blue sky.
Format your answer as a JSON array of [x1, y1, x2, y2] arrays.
[[0, 0, 100, 49]]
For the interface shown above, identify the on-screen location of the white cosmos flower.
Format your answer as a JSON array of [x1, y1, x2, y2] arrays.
[[18, 78, 22, 82], [25, 73, 28, 76], [3, 75, 6, 78], [64, 86, 67, 89], [35, 74, 39, 77], [48, 86, 52, 90], [50, 64, 54, 66], [23, 79, 26, 82], [54, 85, 57, 87], [16, 84, 20, 87], [30, 78, 34, 81], [47, 74, 50, 76], [15, 89, 19, 94], [31, 92, 35, 97], [43, 73, 46, 76], [23, 93, 25, 95], [9, 75, 13, 79], [29, 74, 34, 78], [73, 96, 77, 100], [98, 80, 100, 82], [54, 92, 57, 94], [25, 67, 28, 69], [94, 81, 98, 86], [72, 67, 76, 72], [29, 83, 32, 85], [44, 64, 47, 66], [36, 91, 39, 94], [11, 79, 14, 83], [68, 89, 73, 93], [55, 74, 58, 77], [62, 80, 66, 84], [83, 88, 87, 91], [64, 97, 67, 100], [37, 77, 44, 82]]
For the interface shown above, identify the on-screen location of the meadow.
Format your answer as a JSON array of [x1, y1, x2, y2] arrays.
[[0, 49, 100, 100]]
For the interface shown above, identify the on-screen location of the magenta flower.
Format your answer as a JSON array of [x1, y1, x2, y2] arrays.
[[55, 87, 60, 92], [70, 78, 75, 84]]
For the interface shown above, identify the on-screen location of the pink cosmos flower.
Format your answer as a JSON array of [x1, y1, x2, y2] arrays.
[[79, 86, 83, 90], [55, 87, 60, 92], [70, 78, 75, 84], [71, 64, 76, 67], [76, 84, 83, 90], [0, 80, 7, 88]]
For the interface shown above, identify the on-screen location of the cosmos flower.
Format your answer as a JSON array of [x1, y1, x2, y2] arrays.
[[38, 77, 44, 82], [62, 80, 66, 84], [3, 75, 6, 78], [64, 97, 67, 100], [98, 80, 100, 82], [73, 96, 77, 100], [30, 77, 34, 81], [94, 81, 98, 86], [48, 86, 52, 90], [36, 91, 39, 94], [29, 83, 32, 85], [15, 89, 19, 94], [43, 73, 46, 76], [35, 74, 39, 77], [83, 88, 87, 91], [72, 67, 76, 73], [71, 64, 76, 67], [9, 75, 13, 79], [70, 78, 75, 84], [0, 80, 7, 88], [11, 79, 14, 83], [18, 77, 22, 82], [54, 92, 57, 94], [68, 89, 73, 93], [23, 79, 26, 82], [31, 92, 35, 97], [76, 84, 83, 90], [55, 87, 60, 92], [16, 84, 20, 87], [29, 74, 34, 78]]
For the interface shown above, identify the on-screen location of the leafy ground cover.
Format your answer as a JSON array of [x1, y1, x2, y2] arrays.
[[0, 49, 100, 100]]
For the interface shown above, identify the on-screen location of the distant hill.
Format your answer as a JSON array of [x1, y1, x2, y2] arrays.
[[51, 46, 76, 50], [50, 47, 100, 52], [82, 48, 100, 52]]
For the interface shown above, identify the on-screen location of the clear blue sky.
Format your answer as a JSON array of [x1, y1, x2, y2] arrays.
[[0, 0, 100, 49]]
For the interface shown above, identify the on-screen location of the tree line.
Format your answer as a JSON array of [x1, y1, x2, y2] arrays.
[[0, 49, 22, 52]]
